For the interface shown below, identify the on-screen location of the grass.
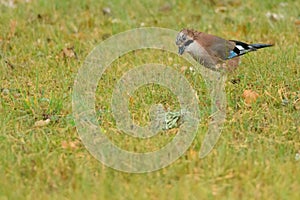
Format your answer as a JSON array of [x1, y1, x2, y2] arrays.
[[0, 0, 299, 199]]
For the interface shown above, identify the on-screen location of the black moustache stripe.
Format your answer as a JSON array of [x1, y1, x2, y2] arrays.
[[184, 39, 194, 47]]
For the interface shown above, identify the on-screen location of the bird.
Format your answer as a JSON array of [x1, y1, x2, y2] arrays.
[[175, 29, 273, 71]]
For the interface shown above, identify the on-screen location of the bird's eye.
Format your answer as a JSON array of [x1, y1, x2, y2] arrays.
[[182, 35, 186, 41]]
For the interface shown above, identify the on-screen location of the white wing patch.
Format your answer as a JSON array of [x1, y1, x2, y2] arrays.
[[236, 45, 244, 51]]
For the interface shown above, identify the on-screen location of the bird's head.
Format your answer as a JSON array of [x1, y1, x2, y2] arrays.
[[175, 29, 195, 55]]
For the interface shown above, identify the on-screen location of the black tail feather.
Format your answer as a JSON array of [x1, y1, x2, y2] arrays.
[[250, 43, 273, 49], [227, 40, 273, 60]]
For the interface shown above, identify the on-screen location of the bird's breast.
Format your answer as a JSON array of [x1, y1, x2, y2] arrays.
[[186, 42, 217, 67]]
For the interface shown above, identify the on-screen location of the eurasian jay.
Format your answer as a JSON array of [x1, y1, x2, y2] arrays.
[[175, 29, 273, 71]]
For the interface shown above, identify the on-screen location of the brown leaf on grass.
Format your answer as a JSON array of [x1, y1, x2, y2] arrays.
[[8, 20, 17, 39], [61, 47, 77, 58], [242, 90, 259, 105], [102, 7, 111, 15], [34, 118, 50, 127], [215, 6, 227, 13], [180, 66, 188, 73], [61, 140, 80, 150], [159, 3, 172, 12], [61, 140, 68, 149]]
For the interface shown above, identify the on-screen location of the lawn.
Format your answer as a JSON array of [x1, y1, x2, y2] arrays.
[[0, 0, 299, 199]]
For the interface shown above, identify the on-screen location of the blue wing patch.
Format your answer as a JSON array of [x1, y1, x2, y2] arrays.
[[227, 50, 238, 59]]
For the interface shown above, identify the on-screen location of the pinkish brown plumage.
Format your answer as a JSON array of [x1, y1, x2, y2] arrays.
[[176, 29, 273, 71]]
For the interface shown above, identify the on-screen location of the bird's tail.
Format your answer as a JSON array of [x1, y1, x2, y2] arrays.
[[250, 43, 273, 49], [227, 40, 273, 60]]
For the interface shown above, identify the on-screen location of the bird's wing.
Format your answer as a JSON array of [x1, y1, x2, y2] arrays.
[[195, 32, 235, 60]]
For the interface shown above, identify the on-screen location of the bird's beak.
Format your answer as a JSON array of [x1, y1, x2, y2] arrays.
[[178, 46, 185, 55]]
